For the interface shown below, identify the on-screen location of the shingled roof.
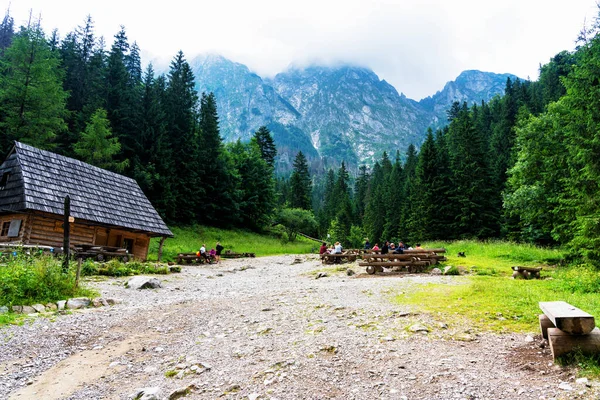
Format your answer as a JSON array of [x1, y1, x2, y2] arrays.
[[0, 142, 173, 237]]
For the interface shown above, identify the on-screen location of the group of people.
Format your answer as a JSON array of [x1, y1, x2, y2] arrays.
[[319, 241, 343, 255], [364, 239, 422, 254], [198, 241, 225, 263]]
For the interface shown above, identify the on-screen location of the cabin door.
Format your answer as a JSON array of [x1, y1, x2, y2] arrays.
[[95, 228, 108, 246]]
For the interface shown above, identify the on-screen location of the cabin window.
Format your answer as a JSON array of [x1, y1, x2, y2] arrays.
[[0, 172, 9, 189], [0, 221, 10, 236]]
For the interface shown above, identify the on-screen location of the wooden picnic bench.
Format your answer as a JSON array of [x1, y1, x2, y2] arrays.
[[74, 244, 130, 262], [539, 301, 599, 360], [320, 252, 358, 264], [176, 252, 215, 265], [512, 266, 542, 279], [221, 250, 255, 259], [359, 248, 447, 274]]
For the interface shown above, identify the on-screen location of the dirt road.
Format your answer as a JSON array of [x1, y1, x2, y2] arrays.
[[0, 255, 595, 399]]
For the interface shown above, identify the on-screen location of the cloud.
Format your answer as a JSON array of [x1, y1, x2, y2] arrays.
[[5, 0, 598, 99]]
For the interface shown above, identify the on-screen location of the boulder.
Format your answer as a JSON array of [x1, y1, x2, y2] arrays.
[[126, 276, 162, 290], [0, 306, 8, 314], [409, 323, 430, 333], [66, 297, 90, 310], [91, 298, 105, 307], [21, 305, 36, 314], [56, 300, 66, 310], [31, 304, 46, 313], [11, 305, 22, 313], [430, 268, 442, 275], [45, 303, 57, 311], [105, 298, 122, 305]]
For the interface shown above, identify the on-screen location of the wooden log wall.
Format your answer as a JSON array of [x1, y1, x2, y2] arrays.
[[0, 211, 151, 260]]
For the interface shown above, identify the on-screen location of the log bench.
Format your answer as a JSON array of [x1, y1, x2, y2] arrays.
[[358, 249, 446, 274], [539, 301, 599, 359], [176, 252, 214, 265], [321, 253, 358, 264], [512, 266, 542, 279]]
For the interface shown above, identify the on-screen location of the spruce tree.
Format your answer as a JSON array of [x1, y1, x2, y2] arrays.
[[164, 50, 201, 222], [0, 22, 68, 153], [289, 151, 312, 210], [251, 126, 277, 168], [0, 8, 14, 55], [198, 92, 238, 225]]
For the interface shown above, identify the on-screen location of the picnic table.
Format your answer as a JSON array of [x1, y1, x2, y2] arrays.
[[176, 252, 215, 265], [359, 248, 447, 274], [320, 252, 358, 264], [74, 244, 130, 262]]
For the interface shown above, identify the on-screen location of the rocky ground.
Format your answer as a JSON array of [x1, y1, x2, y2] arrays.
[[0, 254, 597, 400]]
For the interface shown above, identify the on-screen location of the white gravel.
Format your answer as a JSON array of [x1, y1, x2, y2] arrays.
[[0, 254, 597, 399]]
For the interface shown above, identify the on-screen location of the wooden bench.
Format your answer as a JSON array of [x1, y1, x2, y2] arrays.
[[320, 252, 357, 264], [512, 266, 542, 279], [176, 252, 214, 265], [358, 249, 447, 274], [539, 301, 599, 359]]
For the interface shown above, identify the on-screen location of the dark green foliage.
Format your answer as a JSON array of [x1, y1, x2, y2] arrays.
[[252, 126, 277, 168], [0, 23, 68, 154], [0, 8, 14, 55], [289, 151, 312, 210], [276, 208, 317, 242]]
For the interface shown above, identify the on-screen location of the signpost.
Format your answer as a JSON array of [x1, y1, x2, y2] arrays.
[[63, 195, 70, 273]]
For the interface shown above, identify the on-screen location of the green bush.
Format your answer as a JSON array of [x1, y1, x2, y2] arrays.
[[443, 265, 460, 275], [0, 254, 94, 306], [81, 259, 98, 276]]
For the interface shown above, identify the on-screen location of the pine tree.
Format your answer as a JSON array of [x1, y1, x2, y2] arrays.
[[0, 22, 68, 153], [164, 50, 201, 222], [289, 151, 312, 210], [198, 92, 238, 225], [251, 125, 277, 168], [363, 162, 386, 244], [446, 103, 496, 238], [73, 108, 128, 172], [0, 8, 14, 55]]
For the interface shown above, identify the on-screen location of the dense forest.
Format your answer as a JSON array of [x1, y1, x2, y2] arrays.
[[2, 10, 600, 266]]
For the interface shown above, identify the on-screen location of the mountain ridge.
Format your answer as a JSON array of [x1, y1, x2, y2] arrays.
[[190, 54, 519, 172]]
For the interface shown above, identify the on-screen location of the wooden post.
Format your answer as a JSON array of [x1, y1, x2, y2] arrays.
[[548, 327, 600, 359], [75, 258, 82, 288], [539, 314, 555, 340], [158, 236, 166, 262], [62, 195, 70, 273]]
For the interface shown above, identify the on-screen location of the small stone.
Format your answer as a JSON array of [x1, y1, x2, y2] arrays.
[[438, 322, 448, 329], [45, 303, 57, 311], [247, 394, 260, 400], [346, 269, 355, 276], [105, 298, 121, 306], [11, 305, 22, 313], [109, 361, 120, 367], [190, 365, 198, 372], [154, 347, 164, 353], [92, 345, 104, 350], [409, 323, 429, 333], [175, 363, 187, 370], [430, 268, 442, 275], [21, 305, 36, 314], [126, 276, 162, 290], [382, 336, 395, 342], [131, 387, 161, 400], [525, 335, 534, 342], [31, 304, 46, 313], [558, 382, 573, 391], [56, 300, 66, 310], [0, 306, 8, 314], [175, 370, 184, 379], [576, 377, 589, 386], [91, 298, 103, 307], [315, 272, 328, 279]]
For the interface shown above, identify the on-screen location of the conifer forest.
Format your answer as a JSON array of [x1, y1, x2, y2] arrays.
[[3, 10, 600, 267]]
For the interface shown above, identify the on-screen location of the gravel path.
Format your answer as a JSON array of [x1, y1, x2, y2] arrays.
[[0, 254, 597, 400]]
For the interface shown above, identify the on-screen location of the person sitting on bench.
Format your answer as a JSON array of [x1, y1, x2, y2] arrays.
[[199, 243, 210, 262]]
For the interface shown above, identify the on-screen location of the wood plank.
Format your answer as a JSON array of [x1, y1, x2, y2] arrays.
[[539, 314, 555, 340], [539, 301, 595, 335], [359, 261, 429, 267], [548, 327, 600, 359]]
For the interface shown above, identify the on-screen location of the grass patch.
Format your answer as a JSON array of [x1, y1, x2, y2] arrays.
[[0, 254, 97, 308], [148, 225, 316, 261], [425, 239, 565, 276]]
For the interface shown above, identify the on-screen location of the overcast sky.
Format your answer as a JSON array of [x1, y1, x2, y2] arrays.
[[4, 0, 599, 99]]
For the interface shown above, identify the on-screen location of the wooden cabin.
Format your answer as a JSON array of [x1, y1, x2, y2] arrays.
[[0, 142, 173, 260]]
